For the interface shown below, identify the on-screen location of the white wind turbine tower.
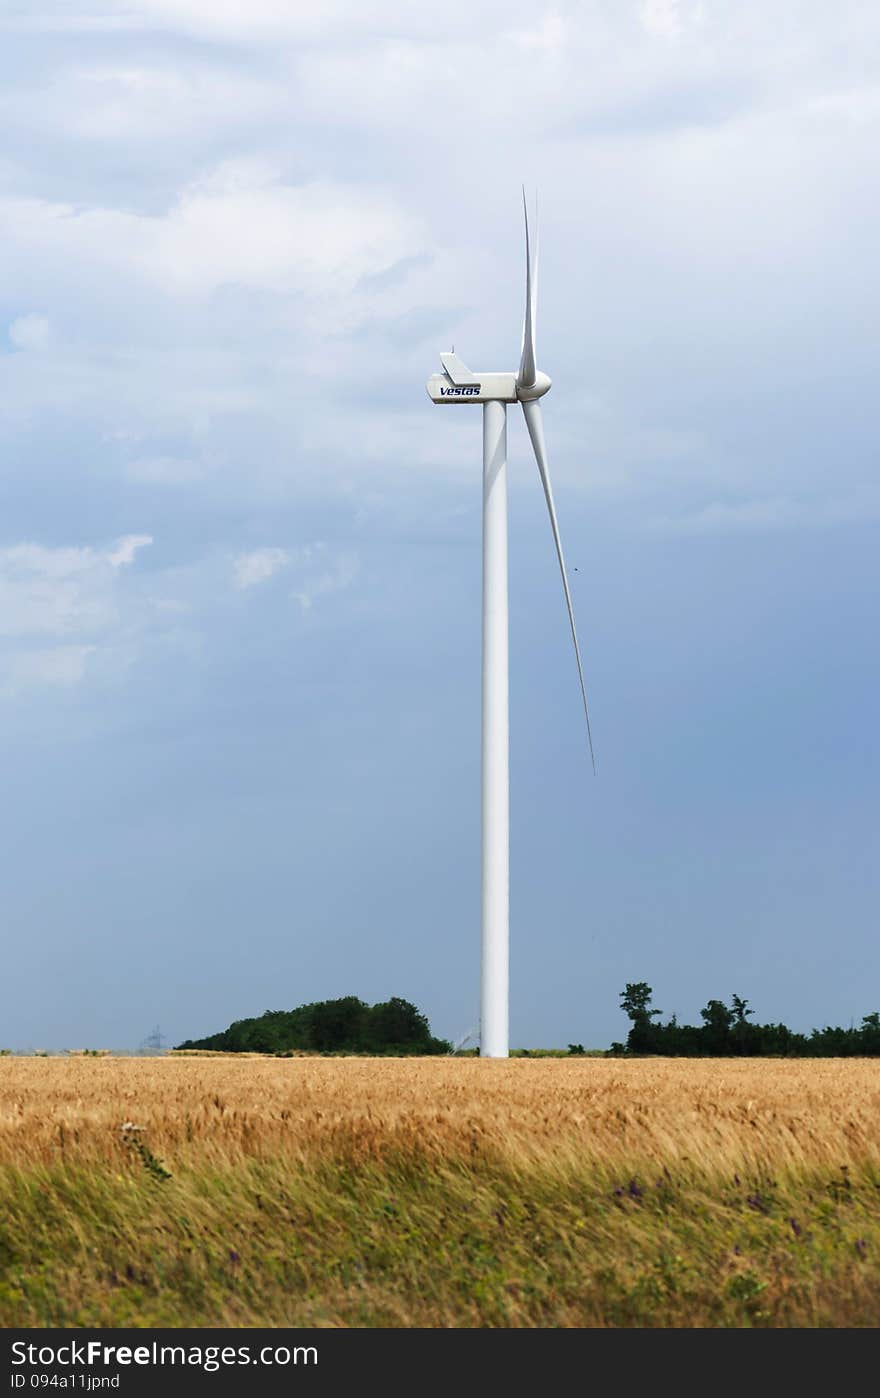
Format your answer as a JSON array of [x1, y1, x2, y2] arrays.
[[426, 193, 595, 1059]]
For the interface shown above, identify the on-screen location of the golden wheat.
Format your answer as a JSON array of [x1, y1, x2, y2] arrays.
[[1, 1058, 879, 1326], [1, 1056, 878, 1175]]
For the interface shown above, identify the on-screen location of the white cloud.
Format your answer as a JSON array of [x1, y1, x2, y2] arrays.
[[0, 164, 424, 302], [507, 14, 565, 52], [0, 1, 878, 520], [105, 0, 512, 42], [290, 544, 358, 612], [231, 543, 356, 604], [54, 64, 282, 142], [0, 534, 275, 703], [0, 530, 359, 700], [106, 534, 153, 567], [9, 313, 49, 351], [0, 644, 95, 697], [640, 0, 687, 40], [0, 537, 153, 697], [232, 547, 290, 590], [0, 543, 114, 638]]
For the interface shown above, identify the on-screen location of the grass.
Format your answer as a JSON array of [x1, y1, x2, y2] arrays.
[[1, 1057, 879, 1327]]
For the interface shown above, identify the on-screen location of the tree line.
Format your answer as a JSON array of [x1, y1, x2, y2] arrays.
[[176, 985, 880, 1058], [610, 982, 880, 1056], [176, 995, 451, 1056]]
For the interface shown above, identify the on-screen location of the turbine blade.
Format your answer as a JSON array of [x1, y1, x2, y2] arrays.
[[518, 187, 537, 389], [521, 398, 596, 772]]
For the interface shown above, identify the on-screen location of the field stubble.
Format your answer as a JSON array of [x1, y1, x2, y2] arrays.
[[1, 1057, 878, 1327]]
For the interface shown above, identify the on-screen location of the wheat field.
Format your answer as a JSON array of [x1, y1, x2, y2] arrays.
[[1, 1056, 879, 1327]]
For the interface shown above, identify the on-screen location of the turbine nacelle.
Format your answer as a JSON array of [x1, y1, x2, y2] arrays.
[[425, 361, 551, 405], [426, 368, 517, 404]]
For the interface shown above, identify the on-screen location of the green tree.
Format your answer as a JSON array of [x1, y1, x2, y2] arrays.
[[620, 983, 659, 1020], [607, 982, 880, 1059], [305, 997, 369, 1051], [619, 982, 663, 1054], [366, 997, 434, 1051], [177, 996, 450, 1055], [699, 999, 735, 1054]]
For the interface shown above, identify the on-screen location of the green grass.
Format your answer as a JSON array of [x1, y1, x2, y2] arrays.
[[2, 1151, 878, 1327]]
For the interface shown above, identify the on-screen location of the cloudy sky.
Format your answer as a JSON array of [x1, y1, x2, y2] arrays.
[[1, 1, 877, 1050]]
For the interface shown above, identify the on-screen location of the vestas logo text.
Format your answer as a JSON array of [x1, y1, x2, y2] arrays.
[[439, 385, 481, 397]]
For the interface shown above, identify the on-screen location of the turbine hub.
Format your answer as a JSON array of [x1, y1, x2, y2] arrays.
[[516, 370, 551, 402]]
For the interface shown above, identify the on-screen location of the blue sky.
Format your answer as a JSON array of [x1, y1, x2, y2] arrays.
[[1, 1, 877, 1050]]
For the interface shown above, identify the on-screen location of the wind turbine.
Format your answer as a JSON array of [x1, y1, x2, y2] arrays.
[[426, 193, 594, 1059]]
